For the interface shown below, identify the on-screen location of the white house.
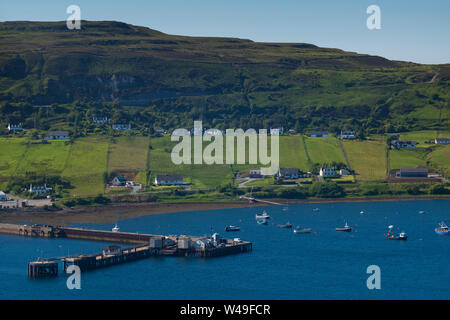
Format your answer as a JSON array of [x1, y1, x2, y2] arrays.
[[92, 117, 109, 124], [340, 131, 356, 139], [310, 131, 328, 138], [320, 168, 338, 178], [435, 138, 449, 145], [112, 124, 131, 130], [46, 131, 69, 140], [29, 184, 52, 195], [278, 168, 299, 179], [7, 124, 22, 132], [0, 191, 6, 201], [154, 174, 183, 186]]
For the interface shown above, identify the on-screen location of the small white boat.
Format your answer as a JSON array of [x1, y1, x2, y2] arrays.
[[256, 210, 271, 220], [294, 226, 311, 234], [312, 208, 320, 212], [418, 210, 426, 214], [360, 210, 365, 215], [112, 224, 120, 232], [386, 225, 407, 240]]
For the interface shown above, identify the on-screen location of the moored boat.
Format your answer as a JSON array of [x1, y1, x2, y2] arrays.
[[336, 222, 352, 232], [293, 226, 311, 234], [435, 222, 450, 236], [386, 225, 407, 240], [278, 222, 292, 229], [256, 210, 271, 220], [225, 225, 240, 232], [112, 224, 120, 232]]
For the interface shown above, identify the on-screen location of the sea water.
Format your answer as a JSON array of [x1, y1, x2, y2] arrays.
[[0, 200, 449, 299]]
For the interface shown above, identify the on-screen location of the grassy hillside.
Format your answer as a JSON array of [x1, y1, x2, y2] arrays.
[[0, 21, 448, 136]]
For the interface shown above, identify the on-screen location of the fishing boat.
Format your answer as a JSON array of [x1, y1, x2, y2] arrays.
[[336, 222, 352, 232], [225, 225, 240, 232], [293, 226, 311, 234], [256, 210, 271, 220], [386, 225, 407, 240], [435, 222, 450, 236], [278, 222, 292, 229], [112, 224, 120, 232], [257, 219, 268, 225]]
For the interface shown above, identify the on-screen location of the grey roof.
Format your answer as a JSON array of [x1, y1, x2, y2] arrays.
[[46, 130, 69, 136], [399, 168, 428, 173], [310, 130, 328, 135], [156, 174, 183, 181], [279, 168, 299, 175]]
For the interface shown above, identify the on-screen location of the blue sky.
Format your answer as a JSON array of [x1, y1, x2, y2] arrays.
[[1, 0, 449, 64]]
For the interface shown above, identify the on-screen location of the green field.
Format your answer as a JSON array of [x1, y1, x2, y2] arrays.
[[15, 141, 71, 176], [304, 136, 345, 165], [428, 144, 450, 175], [61, 137, 109, 196], [343, 139, 387, 181], [148, 136, 234, 189], [279, 136, 309, 170], [107, 136, 150, 173], [389, 149, 428, 170], [0, 137, 28, 189]]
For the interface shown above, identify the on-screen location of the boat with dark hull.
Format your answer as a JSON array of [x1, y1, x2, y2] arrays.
[[293, 227, 311, 234], [225, 225, 241, 232], [278, 222, 292, 229], [336, 222, 352, 232]]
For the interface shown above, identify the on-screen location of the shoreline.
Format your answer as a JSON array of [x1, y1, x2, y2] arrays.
[[0, 195, 449, 225]]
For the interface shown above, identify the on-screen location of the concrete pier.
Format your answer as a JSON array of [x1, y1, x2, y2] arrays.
[[0, 223, 252, 277]]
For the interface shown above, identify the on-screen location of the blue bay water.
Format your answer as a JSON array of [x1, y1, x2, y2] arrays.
[[0, 199, 449, 300]]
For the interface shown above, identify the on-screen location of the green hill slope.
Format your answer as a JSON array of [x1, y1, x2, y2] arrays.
[[0, 21, 448, 133]]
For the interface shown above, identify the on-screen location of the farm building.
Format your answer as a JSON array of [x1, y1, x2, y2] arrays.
[[92, 117, 109, 124], [310, 131, 328, 138], [29, 184, 52, 195], [391, 140, 418, 149], [112, 124, 131, 130], [111, 176, 127, 186], [278, 168, 299, 179], [0, 191, 6, 201], [154, 174, 183, 186], [435, 138, 449, 145], [397, 168, 428, 178], [320, 168, 338, 178], [46, 130, 69, 140], [340, 131, 356, 139], [249, 169, 262, 178], [7, 124, 22, 132]]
